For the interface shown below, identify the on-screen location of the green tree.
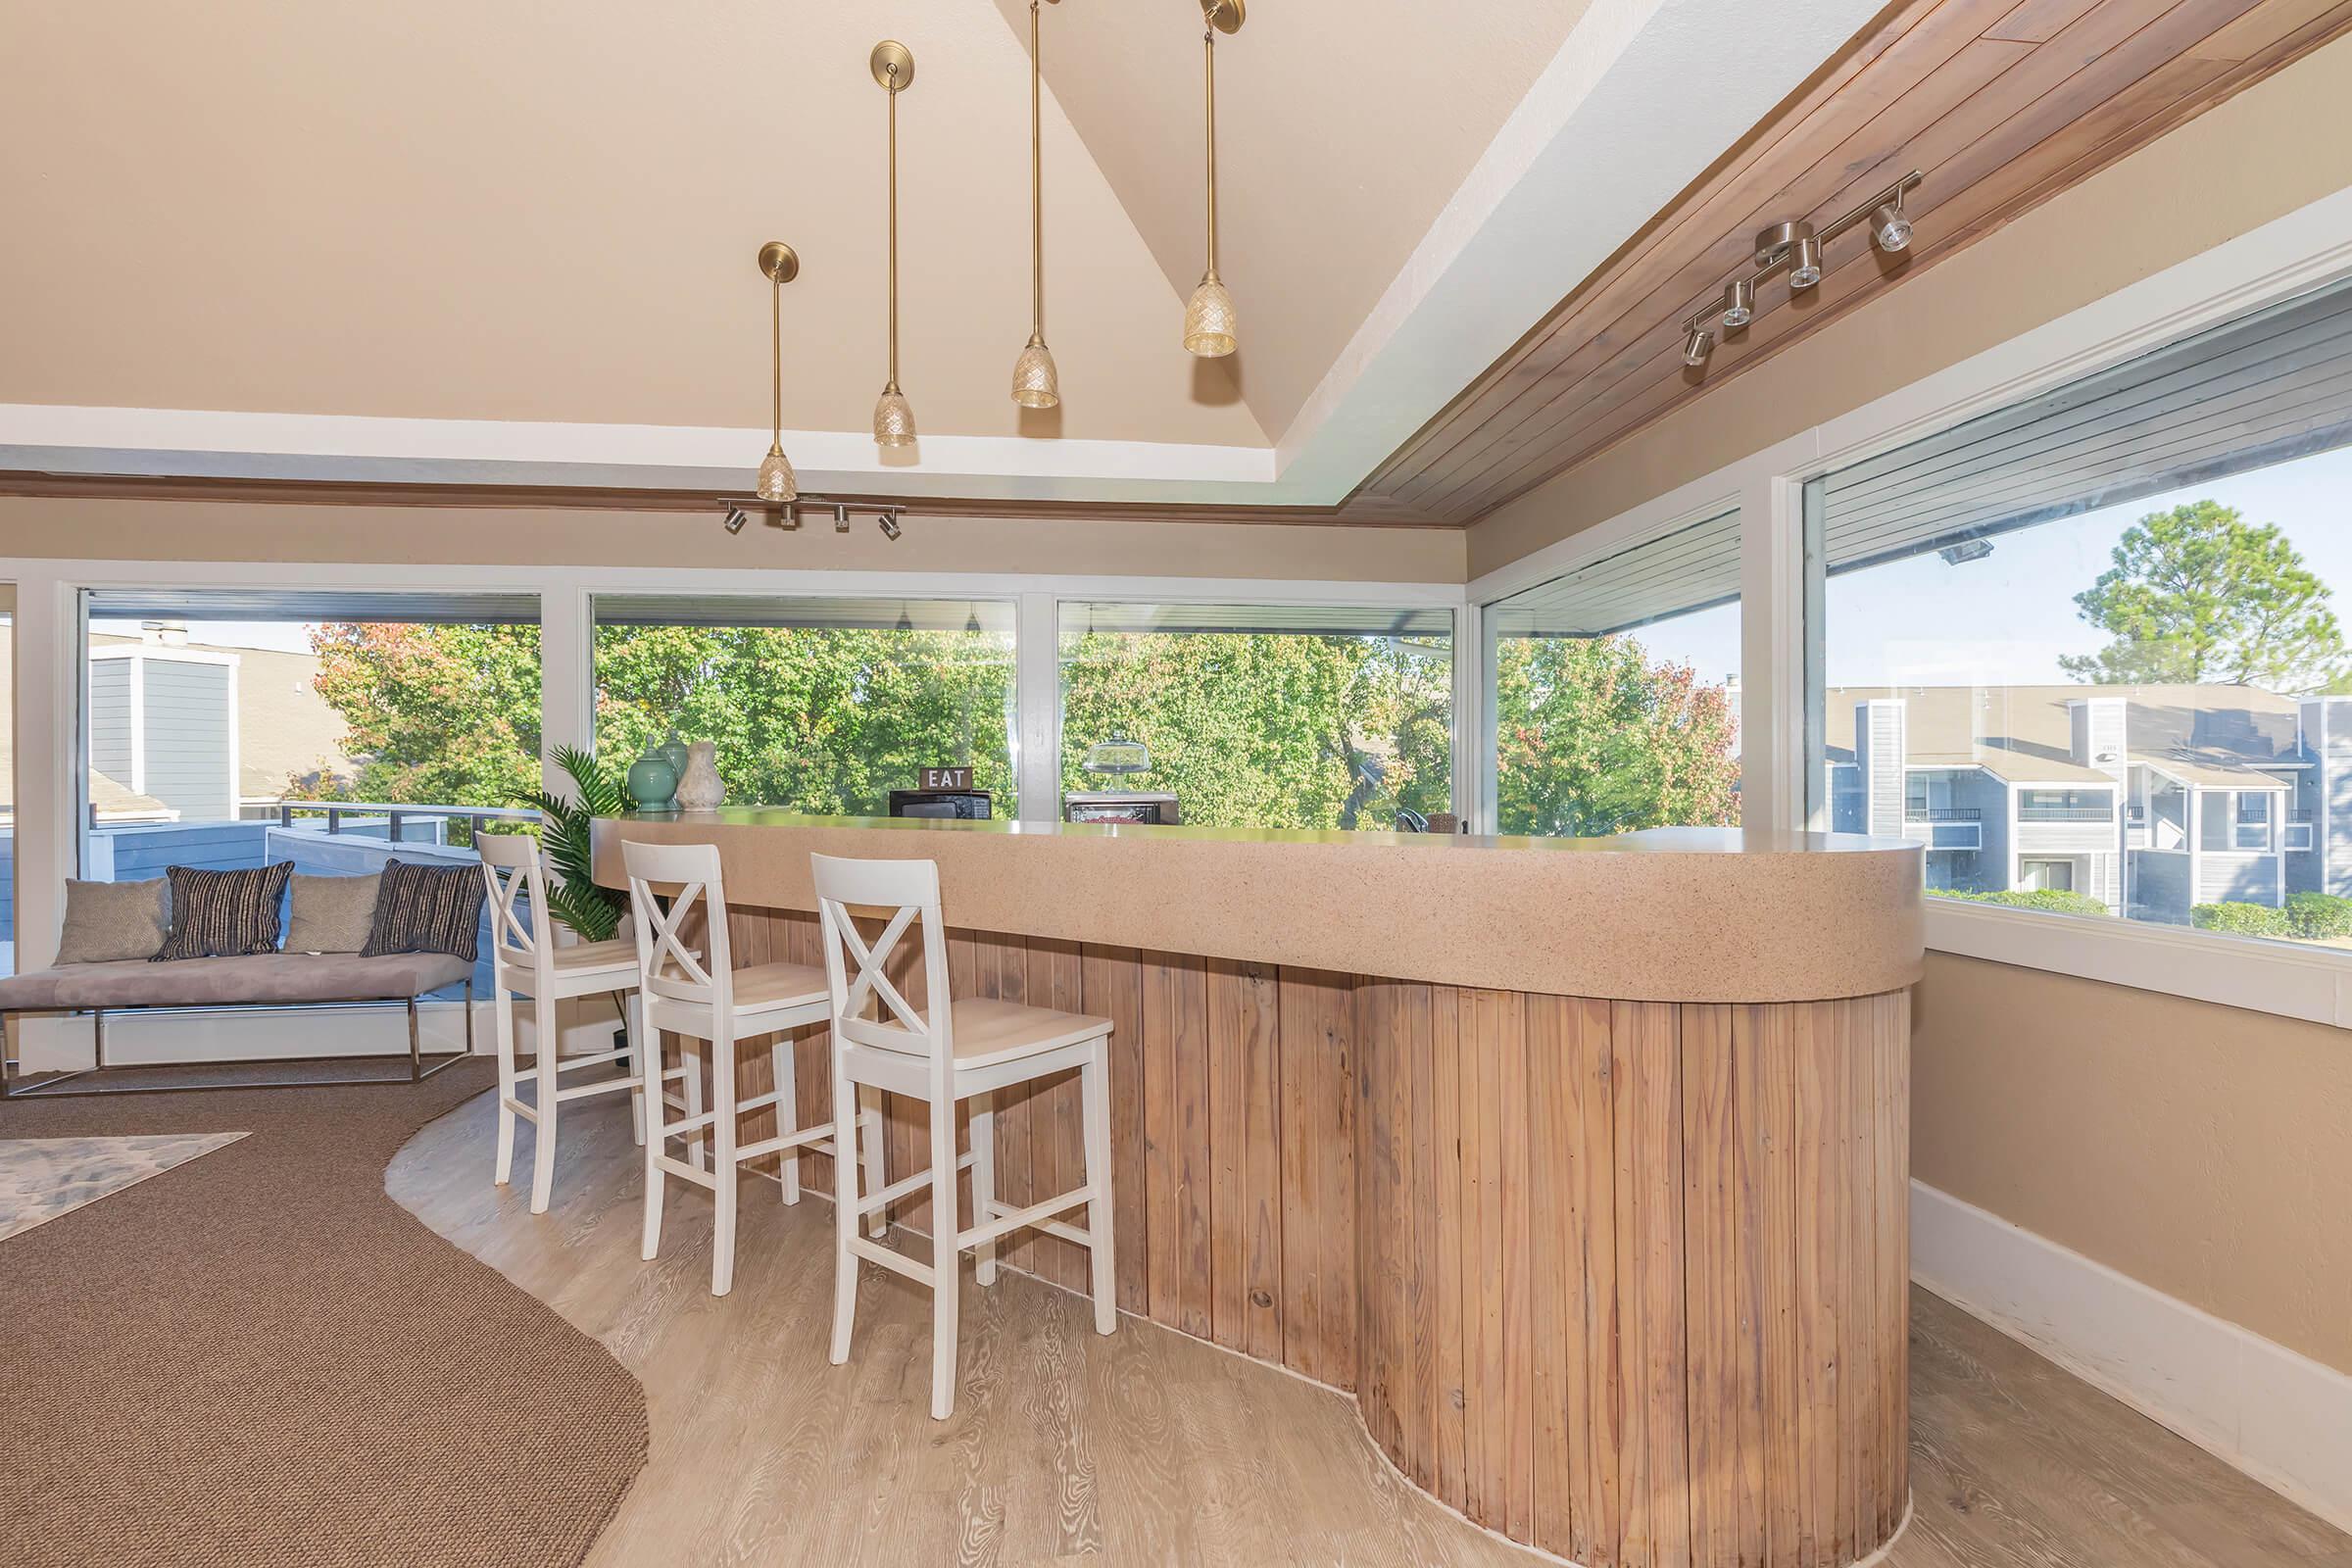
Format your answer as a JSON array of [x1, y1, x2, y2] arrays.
[[1493, 635, 1740, 837], [302, 622, 544, 808], [591, 624, 1016, 813], [1055, 630, 1451, 829], [2059, 500, 2347, 691]]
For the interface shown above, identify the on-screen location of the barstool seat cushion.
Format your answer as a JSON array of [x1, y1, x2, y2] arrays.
[[863, 998, 1111, 1069], [728, 960, 830, 1014], [545, 938, 639, 973]]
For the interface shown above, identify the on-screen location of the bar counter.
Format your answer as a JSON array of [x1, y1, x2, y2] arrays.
[[593, 810, 1924, 1568]]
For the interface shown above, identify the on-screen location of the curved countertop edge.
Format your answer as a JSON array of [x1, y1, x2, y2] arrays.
[[590, 812, 1926, 1004]]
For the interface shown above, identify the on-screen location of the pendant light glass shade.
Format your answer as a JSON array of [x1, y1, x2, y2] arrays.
[[1183, 275, 1238, 359], [756, 445, 798, 505], [1011, 337, 1060, 409], [1010, 1, 1062, 409], [872, 388, 916, 448]]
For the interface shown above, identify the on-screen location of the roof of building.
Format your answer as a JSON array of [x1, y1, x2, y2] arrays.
[[88, 632, 356, 799], [1825, 683, 2312, 789], [1906, 749, 2119, 786], [0, 632, 355, 814]]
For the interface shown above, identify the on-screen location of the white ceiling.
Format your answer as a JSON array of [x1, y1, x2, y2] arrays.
[[0, 0, 1890, 512]]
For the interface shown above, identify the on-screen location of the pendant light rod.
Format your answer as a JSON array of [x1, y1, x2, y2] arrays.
[[1201, 15, 1217, 279], [1030, 0, 1046, 342], [870, 41, 917, 448], [755, 240, 799, 502], [1010, 5, 1063, 407]]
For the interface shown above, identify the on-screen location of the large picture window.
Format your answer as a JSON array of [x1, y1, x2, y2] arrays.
[[1485, 511, 1742, 837], [1055, 602, 1452, 830], [1806, 274, 2352, 949], [592, 596, 1016, 816], [75, 589, 545, 991]]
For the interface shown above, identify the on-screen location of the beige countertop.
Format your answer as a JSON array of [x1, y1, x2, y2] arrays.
[[591, 811, 1924, 1004]]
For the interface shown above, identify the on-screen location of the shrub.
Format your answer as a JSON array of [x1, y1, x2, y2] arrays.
[[1936, 888, 2111, 917], [2285, 892, 2352, 940], [2192, 901, 2295, 937]]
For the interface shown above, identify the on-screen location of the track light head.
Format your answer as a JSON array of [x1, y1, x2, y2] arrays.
[[1682, 325, 1714, 368], [723, 507, 749, 535], [1720, 278, 1754, 329], [834, 504, 852, 534], [880, 510, 904, 541], [1871, 199, 1913, 253], [1788, 234, 1824, 290]]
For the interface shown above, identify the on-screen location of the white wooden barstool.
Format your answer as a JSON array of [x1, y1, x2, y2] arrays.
[[623, 838, 883, 1297], [479, 833, 649, 1215], [811, 853, 1117, 1420]]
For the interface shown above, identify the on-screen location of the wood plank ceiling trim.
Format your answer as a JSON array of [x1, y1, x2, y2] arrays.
[[1351, 0, 2352, 527]]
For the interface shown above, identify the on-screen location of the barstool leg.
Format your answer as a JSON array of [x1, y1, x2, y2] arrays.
[[491, 978, 518, 1187], [642, 1044, 667, 1262], [928, 1094, 961, 1420], [773, 1037, 802, 1206], [969, 1092, 998, 1287], [624, 992, 647, 1148], [861, 1087, 887, 1241], [711, 1038, 740, 1298], [829, 1059, 860, 1366], [1082, 1043, 1117, 1336], [682, 1038, 708, 1173], [529, 992, 560, 1214]]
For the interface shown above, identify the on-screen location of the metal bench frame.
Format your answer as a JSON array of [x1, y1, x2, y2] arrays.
[[0, 981, 476, 1100]]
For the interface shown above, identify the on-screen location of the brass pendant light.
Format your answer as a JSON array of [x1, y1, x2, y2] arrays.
[[871, 41, 918, 449], [1183, 0, 1243, 359], [755, 240, 800, 503], [1009, 0, 1061, 409]]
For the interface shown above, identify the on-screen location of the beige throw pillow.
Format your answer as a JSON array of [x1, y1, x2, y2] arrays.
[[284, 872, 383, 955], [55, 877, 172, 964]]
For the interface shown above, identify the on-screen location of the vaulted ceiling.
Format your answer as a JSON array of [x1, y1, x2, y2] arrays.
[[4, 0, 2347, 528]]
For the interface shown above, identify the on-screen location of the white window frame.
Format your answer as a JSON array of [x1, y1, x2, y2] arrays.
[[2, 561, 1458, 977], [1471, 180, 2352, 1029]]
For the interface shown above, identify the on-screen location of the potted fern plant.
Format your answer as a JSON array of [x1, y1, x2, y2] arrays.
[[522, 745, 630, 943]]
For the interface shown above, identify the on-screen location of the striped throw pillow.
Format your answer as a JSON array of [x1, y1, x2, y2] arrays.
[[361, 858, 488, 961], [151, 862, 294, 961]]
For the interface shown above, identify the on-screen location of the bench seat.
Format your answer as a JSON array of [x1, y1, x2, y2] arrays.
[[0, 952, 472, 1012]]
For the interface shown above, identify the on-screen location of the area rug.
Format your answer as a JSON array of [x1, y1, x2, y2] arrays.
[[0, 1063, 647, 1567], [0, 1131, 250, 1243]]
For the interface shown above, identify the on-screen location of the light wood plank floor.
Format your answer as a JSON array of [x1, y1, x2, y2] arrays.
[[389, 1093, 2352, 1568]]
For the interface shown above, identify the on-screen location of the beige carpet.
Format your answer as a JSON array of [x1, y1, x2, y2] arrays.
[[0, 1063, 647, 1567]]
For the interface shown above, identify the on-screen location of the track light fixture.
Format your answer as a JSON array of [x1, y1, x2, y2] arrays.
[[834, 504, 852, 533], [1720, 277, 1753, 329], [723, 507, 749, 535], [1872, 194, 1913, 253], [1679, 171, 1921, 374], [880, 511, 904, 541], [714, 497, 913, 539]]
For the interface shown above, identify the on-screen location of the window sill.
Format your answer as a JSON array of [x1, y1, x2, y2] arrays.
[[1923, 899, 2352, 1029]]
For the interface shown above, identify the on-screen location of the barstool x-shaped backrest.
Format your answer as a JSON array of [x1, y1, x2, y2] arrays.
[[809, 854, 955, 1073], [476, 833, 552, 979], [621, 839, 738, 1020]]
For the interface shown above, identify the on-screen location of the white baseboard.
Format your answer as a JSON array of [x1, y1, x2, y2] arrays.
[[1911, 1179, 2352, 1535]]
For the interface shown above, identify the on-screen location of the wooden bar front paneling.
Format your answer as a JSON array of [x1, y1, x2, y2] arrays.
[[700, 907, 1908, 1568]]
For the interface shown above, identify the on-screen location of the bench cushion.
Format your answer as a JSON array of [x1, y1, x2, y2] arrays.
[[0, 953, 472, 1012]]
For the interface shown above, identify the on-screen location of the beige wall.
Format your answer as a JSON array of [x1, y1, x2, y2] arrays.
[[1469, 31, 2352, 578], [1914, 953, 2352, 1376], [0, 496, 1466, 583]]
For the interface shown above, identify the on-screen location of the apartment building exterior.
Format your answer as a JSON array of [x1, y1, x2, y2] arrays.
[[1823, 684, 2352, 922]]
